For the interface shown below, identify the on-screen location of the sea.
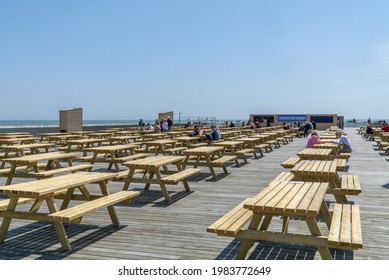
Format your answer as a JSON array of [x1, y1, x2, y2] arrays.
[[0, 118, 387, 129]]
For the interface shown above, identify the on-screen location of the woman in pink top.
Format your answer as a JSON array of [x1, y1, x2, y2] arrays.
[[305, 130, 320, 148]]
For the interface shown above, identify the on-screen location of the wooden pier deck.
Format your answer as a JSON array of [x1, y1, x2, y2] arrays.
[[0, 127, 388, 260]]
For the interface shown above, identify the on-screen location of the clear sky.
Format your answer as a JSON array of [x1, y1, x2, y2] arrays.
[[1, 0, 389, 120]]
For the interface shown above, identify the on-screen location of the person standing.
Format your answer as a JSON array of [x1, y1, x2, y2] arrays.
[[138, 119, 144, 131], [167, 116, 173, 132], [161, 119, 168, 132]]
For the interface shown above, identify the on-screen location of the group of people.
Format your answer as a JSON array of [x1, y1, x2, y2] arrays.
[[188, 124, 221, 141], [366, 118, 389, 135], [305, 130, 352, 153], [138, 116, 174, 133]]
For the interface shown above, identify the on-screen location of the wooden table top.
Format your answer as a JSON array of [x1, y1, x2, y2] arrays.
[[66, 138, 106, 145], [0, 143, 54, 150], [84, 144, 137, 153], [144, 139, 178, 145], [0, 137, 39, 144], [1, 152, 80, 164], [0, 172, 117, 197], [183, 146, 224, 154], [297, 148, 333, 158], [123, 155, 185, 168], [212, 141, 244, 147], [291, 160, 338, 175], [244, 181, 328, 216]]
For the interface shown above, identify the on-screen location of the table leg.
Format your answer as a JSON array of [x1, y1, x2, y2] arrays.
[[122, 169, 134, 191], [305, 217, 332, 260], [155, 170, 171, 202], [45, 197, 71, 251], [0, 197, 19, 243], [5, 164, 17, 185], [145, 171, 155, 190], [205, 155, 217, 178], [236, 213, 263, 260], [99, 181, 120, 226], [175, 162, 190, 192]]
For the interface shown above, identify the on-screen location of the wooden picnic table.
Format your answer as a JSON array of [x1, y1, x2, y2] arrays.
[[121, 155, 200, 202], [46, 134, 85, 145], [0, 133, 32, 139], [0, 143, 55, 168], [0, 152, 89, 185], [39, 132, 65, 141], [237, 181, 334, 259], [142, 139, 178, 154], [82, 144, 139, 171], [297, 148, 333, 160], [87, 132, 114, 139], [0, 172, 139, 250], [291, 160, 361, 203], [208, 177, 363, 260], [0, 137, 39, 145], [108, 135, 140, 145], [141, 133, 167, 141], [182, 146, 236, 179], [61, 138, 106, 155]]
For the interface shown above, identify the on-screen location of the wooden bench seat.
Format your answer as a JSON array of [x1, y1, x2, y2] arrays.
[[337, 153, 351, 161], [339, 175, 361, 195], [160, 168, 201, 184], [207, 198, 253, 236], [269, 171, 295, 185], [114, 153, 148, 162], [35, 164, 93, 178], [188, 142, 208, 148], [255, 143, 272, 154], [48, 190, 140, 223], [378, 142, 389, 150], [0, 163, 47, 176], [234, 148, 257, 161], [111, 169, 145, 181], [211, 155, 238, 167], [336, 159, 347, 171], [164, 147, 187, 155], [281, 156, 300, 168], [328, 204, 363, 250], [276, 137, 288, 145], [134, 147, 147, 153], [265, 140, 279, 149], [79, 155, 106, 161]]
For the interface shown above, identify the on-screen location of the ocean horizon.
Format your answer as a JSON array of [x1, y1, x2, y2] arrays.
[[0, 118, 388, 129]]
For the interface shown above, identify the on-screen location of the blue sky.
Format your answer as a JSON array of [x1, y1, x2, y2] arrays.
[[1, 0, 389, 120]]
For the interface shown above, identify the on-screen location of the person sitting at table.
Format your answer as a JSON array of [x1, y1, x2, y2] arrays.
[[382, 123, 389, 132], [305, 130, 321, 148], [334, 130, 353, 153], [366, 119, 374, 135], [189, 125, 200, 137], [205, 126, 221, 141]]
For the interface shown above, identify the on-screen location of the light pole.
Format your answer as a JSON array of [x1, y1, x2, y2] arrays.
[[179, 112, 182, 127]]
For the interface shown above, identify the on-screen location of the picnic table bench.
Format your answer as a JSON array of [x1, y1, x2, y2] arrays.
[[0, 172, 139, 250], [208, 180, 362, 260], [81, 144, 139, 171], [182, 146, 237, 179], [290, 160, 361, 203], [0, 152, 91, 185], [121, 155, 200, 202]]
